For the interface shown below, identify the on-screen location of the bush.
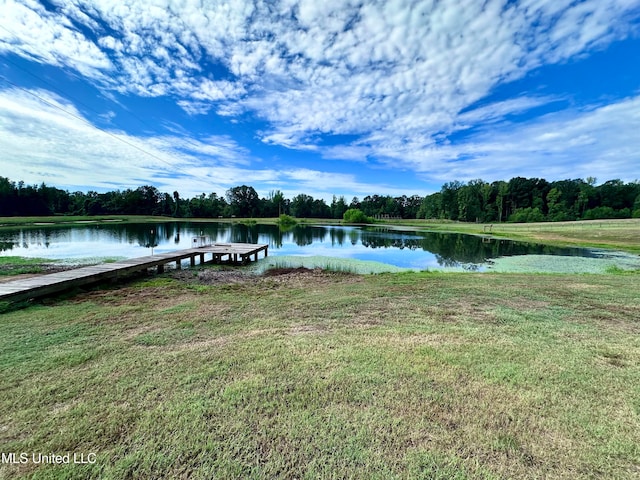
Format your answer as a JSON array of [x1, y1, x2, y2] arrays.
[[507, 207, 544, 223], [342, 208, 373, 224], [277, 214, 297, 227], [583, 206, 631, 220]]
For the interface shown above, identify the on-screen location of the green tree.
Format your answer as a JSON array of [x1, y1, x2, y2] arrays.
[[441, 181, 463, 220], [495, 181, 508, 222], [290, 194, 314, 217], [270, 190, 286, 216], [173, 191, 181, 217], [226, 185, 260, 217], [330, 195, 348, 219], [417, 192, 442, 219], [633, 193, 640, 218], [546, 188, 563, 221]]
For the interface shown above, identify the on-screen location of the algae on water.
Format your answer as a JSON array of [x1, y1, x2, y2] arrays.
[[253, 250, 640, 275], [484, 250, 640, 274]]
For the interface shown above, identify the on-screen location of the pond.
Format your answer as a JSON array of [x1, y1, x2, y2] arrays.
[[0, 221, 638, 273]]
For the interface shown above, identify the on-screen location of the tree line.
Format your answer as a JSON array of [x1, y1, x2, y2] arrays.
[[0, 176, 638, 222], [418, 177, 640, 222]]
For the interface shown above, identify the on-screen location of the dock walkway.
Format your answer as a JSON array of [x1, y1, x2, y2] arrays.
[[0, 243, 268, 303]]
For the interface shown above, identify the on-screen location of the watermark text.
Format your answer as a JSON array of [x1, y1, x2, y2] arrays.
[[1, 452, 96, 465]]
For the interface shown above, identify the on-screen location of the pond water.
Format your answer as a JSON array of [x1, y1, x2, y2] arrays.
[[1, 221, 638, 273]]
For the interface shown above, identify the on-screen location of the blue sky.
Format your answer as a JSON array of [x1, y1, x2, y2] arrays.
[[0, 0, 639, 202]]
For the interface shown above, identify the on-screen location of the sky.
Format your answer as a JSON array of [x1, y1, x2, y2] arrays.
[[0, 0, 639, 202]]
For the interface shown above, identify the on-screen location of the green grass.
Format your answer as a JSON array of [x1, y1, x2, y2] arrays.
[[0, 256, 126, 278], [382, 218, 640, 254], [0, 215, 171, 229], [0, 256, 53, 265], [0, 271, 638, 479], [0, 256, 53, 276]]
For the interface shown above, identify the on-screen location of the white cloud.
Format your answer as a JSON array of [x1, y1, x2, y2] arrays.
[[176, 100, 211, 116], [400, 95, 640, 184], [0, 87, 256, 195], [1, 0, 639, 193], [5, 0, 637, 132], [280, 168, 429, 201], [0, 87, 405, 201], [456, 96, 563, 127], [0, 0, 112, 79]]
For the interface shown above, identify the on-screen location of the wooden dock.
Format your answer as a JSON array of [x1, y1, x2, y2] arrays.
[[0, 243, 268, 304]]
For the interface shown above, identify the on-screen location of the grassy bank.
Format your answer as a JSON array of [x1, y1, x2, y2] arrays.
[[382, 218, 640, 254], [1, 270, 638, 479], [0, 215, 172, 228], [0, 257, 52, 276]]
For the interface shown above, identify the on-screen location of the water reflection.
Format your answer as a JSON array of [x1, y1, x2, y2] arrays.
[[0, 221, 602, 270]]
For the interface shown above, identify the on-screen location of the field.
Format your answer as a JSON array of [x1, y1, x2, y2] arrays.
[[1, 268, 639, 479], [0, 215, 170, 228], [382, 218, 640, 254]]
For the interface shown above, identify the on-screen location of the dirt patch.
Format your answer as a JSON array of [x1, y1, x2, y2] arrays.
[[259, 267, 362, 287], [263, 267, 314, 276], [170, 266, 362, 288], [170, 268, 258, 285]]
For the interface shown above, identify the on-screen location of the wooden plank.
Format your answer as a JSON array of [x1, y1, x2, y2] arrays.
[[0, 243, 268, 303]]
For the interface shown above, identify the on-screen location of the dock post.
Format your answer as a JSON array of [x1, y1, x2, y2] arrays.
[[190, 255, 195, 267], [176, 260, 181, 270], [200, 253, 205, 264], [158, 264, 164, 274]]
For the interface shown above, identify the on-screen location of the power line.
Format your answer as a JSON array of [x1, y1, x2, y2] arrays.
[[0, 22, 222, 162], [0, 74, 190, 174]]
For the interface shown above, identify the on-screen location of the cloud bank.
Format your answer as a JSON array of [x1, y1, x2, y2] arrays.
[[1, 0, 639, 194]]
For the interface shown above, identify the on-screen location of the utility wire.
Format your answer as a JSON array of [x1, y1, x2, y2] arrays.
[[0, 22, 220, 159], [0, 74, 191, 174]]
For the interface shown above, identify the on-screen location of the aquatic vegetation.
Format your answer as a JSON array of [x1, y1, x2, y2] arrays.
[[254, 255, 409, 274], [253, 250, 640, 275], [57, 256, 126, 266], [485, 251, 640, 274]]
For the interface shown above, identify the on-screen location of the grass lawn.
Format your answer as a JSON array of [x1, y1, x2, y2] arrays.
[[1, 270, 639, 479], [0, 257, 52, 276], [0, 215, 171, 228], [381, 218, 640, 254]]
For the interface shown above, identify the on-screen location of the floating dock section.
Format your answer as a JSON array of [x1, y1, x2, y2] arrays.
[[0, 242, 268, 303]]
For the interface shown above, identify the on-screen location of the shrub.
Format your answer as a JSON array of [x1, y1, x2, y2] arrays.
[[276, 214, 297, 231], [507, 207, 544, 223], [583, 206, 631, 220], [342, 208, 373, 224], [277, 214, 297, 226]]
